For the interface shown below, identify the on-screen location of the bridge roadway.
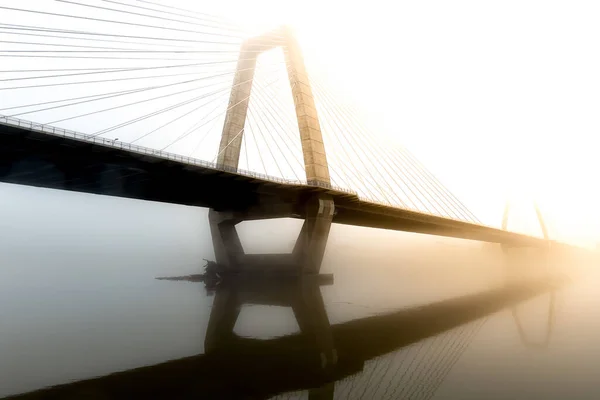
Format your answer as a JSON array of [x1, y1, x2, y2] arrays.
[[0, 115, 548, 248]]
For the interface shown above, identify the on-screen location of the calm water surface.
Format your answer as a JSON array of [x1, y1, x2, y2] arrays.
[[0, 184, 598, 399]]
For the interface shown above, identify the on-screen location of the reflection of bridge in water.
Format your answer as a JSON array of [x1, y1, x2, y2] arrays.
[[5, 271, 562, 400]]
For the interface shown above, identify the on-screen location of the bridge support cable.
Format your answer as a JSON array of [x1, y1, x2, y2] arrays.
[[88, 89, 234, 138], [382, 318, 485, 400], [308, 75, 474, 221], [206, 72, 292, 176], [0, 22, 259, 47], [384, 341, 433, 399], [395, 146, 481, 223], [417, 319, 488, 400], [1, 49, 290, 57], [378, 344, 424, 399], [310, 78, 439, 214], [255, 73, 365, 192], [54, 0, 253, 36], [237, 62, 309, 182], [1, 64, 284, 123], [0, 39, 192, 52], [391, 334, 456, 399], [134, 0, 258, 31], [0, 61, 262, 84], [310, 99, 393, 203], [6, 84, 190, 119], [102, 0, 250, 32], [41, 77, 236, 126], [130, 79, 262, 148], [308, 74, 436, 211], [302, 81, 400, 204], [0, 2, 288, 149], [129, 91, 230, 146], [125, 64, 286, 147], [326, 90, 481, 222], [412, 329, 473, 399], [399, 321, 481, 400], [354, 353, 397, 400], [186, 93, 234, 155], [391, 335, 458, 399], [317, 99, 410, 208], [307, 73, 479, 222], [307, 78, 413, 208], [0, 29, 222, 50], [246, 94, 301, 182], [246, 117, 268, 174], [247, 75, 308, 181], [246, 62, 314, 183], [246, 107, 285, 178], [0, 63, 251, 109], [41, 85, 222, 138], [0, 68, 253, 92], [310, 76, 459, 218], [160, 72, 283, 152], [358, 352, 400, 400], [309, 76, 442, 214], [0, 5, 282, 41]]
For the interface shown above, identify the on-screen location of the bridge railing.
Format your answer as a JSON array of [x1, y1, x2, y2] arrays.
[[0, 115, 357, 196]]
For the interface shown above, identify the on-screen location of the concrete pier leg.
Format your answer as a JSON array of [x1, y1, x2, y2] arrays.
[[308, 383, 335, 400], [208, 209, 244, 270], [204, 284, 240, 353], [208, 194, 333, 275], [292, 279, 336, 368], [294, 195, 335, 274]]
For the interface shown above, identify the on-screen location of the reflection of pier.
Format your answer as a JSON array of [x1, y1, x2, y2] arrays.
[[5, 275, 564, 400]]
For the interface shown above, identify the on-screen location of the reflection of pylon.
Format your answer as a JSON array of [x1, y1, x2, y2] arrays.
[[511, 291, 556, 349], [502, 200, 557, 349]]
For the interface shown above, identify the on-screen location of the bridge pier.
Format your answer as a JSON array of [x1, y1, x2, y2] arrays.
[[208, 194, 334, 275], [293, 195, 335, 274], [208, 26, 335, 276]]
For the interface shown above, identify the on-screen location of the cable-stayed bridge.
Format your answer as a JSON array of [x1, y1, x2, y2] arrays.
[[0, 1, 566, 274]]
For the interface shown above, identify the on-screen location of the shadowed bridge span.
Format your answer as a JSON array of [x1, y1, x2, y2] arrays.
[[0, 115, 550, 251]]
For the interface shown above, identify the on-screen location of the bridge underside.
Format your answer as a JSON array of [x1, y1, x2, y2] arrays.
[[0, 123, 550, 261]]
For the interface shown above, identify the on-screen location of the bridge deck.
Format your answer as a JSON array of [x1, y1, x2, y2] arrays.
[[0, 115, 549, 247]]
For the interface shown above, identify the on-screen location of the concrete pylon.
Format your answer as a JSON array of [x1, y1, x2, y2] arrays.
[[215, 25, 331, 186], [209, 26, 334, 275], [215, 35, 276, 169], [501, 201, 553, 277], [501, 200, 550, 240]]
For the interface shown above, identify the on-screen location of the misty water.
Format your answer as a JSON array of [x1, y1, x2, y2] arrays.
[[1, 183, 599, 399]]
